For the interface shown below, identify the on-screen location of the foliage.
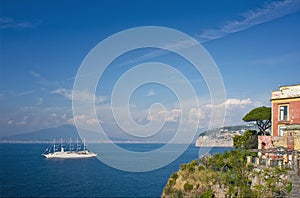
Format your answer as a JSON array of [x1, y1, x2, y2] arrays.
[[242, 106, 271, 135], [233, 130, 258, 149], [243, 106, 271, 121], [164, 173, 179, 195], [174, 190, 182, 198], [163, 149, 291, 198], [285, 182, 292, 193], [198, 149, 254, 196], [199, 189, 214, 198], [170, 172, 178, 180], [183, 182, 193, 192], [252, 166, 291, 197], [180, 159, 199, 172]]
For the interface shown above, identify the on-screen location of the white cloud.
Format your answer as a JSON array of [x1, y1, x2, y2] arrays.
[[30, 71, 41, 78], [36, 97, 43, 106], [117, 39, 197, 68], [17, 90, 35, 96], [50, 113, 57, 118], [16, 116, 28, 125], [197, 0, 300, 42], [146, 89, 155, 96], [29, 71, 60, 87], [188, 107, 206, 125], [146, 108, 181, 123], [207, 98, 252, 110], [47, 112, 71, 125], [78, 0, 300, 77], [61, 114, 67, 119], [107, 0, 300, 70], [68, 115, 102, 128], [162, 109, 181, 122], [51, 88, 71, 98], [51, 88, 106, 104], [86, 118, 100, 125], [0, 17, 40, 29], [224, 98, 252, 108]]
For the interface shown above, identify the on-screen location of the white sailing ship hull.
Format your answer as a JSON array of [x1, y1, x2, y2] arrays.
[[42, 151, 97, 159], [42, 138, 97, 159]]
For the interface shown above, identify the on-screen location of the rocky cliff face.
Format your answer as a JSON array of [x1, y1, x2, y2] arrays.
[[162, 150, 292, 198]]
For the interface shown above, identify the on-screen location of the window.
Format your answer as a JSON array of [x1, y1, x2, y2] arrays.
[[279, 105, 288, 121], [279, 126, 285, 137]]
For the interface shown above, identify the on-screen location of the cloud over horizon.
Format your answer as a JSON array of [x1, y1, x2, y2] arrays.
[[51, 88, 106, 104]]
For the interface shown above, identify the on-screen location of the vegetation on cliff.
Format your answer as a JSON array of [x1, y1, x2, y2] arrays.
[[233, 130, 258, 150], [162, 149, 291, 197]]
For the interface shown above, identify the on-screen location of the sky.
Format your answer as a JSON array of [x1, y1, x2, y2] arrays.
[[1, 0, 300, 140]]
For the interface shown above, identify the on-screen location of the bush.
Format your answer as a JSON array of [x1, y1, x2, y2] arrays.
[[233, 130, 258, 149], [198, 165, 205, 171], [285, 181, 292, 193], [171, 172, 178, 180], [174, 190, 182, 198], [200, 189, 214, 198], [190, 159, 199, 166], [180, 164, 186, 170], [184, 182, 193, 192], [167, 173, 178, 187]]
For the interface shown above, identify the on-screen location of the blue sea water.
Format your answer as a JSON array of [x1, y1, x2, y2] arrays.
[[0, 144, 232, 197]]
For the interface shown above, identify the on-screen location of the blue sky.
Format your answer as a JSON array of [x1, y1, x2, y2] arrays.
[[1, 0, 300, 139]]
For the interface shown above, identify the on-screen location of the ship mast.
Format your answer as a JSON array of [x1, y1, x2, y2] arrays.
[[69, 138, 73, 151], [60, 137, 64, 152], [76, 137, 79, 152], [83, 138, 86, 151], [53, 139, 56, 152]]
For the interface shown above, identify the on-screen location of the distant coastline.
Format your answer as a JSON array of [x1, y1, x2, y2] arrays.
[[0, 140, 190, 144], [195, 124, 258, 147]]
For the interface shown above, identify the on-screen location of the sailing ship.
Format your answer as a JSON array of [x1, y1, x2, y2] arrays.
[[42, 138, 97, 159]]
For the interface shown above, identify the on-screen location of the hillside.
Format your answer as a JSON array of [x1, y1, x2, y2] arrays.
[[162, 149, 292, 197], [0, 124, 112, 143], [196, 124, 258, 147]]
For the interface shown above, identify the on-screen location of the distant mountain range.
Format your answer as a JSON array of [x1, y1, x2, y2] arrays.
[[1, 124, 258, 144], [0, 125, 122, 143]]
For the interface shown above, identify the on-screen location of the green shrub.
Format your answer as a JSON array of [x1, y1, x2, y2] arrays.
[[200, 188, 214, 198], [171, 172, 178, 180], [198, 165, 205, 171], [184, 182, 193, 192], [180, 164, 186, 170], [187, 165, 195, 172], [174, 190, 183, 198], [286, 181, 292, 193], [190, 159, 199, 166]]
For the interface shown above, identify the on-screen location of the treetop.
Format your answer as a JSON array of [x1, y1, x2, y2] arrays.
[[242, 106, 271, 122]]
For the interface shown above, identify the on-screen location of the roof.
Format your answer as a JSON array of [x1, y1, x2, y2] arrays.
[[271, 84, 300, 100]]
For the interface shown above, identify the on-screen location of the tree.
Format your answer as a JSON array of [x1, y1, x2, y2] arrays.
[[242, 106, 271, 135], [233, 130, 258, 149]]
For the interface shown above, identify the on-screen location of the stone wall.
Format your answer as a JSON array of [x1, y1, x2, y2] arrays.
[[285, 125, 300, 151], [258, 125, 300, 152]]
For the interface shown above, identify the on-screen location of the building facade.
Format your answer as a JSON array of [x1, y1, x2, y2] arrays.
[[257, 84, 300, 166], [271, 84, 300, 137]]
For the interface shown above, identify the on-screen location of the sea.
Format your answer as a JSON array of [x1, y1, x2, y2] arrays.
[[0, 144, 232, 197]]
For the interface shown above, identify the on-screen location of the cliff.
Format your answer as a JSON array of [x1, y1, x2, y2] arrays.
[[162, 149, 292, 198]]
